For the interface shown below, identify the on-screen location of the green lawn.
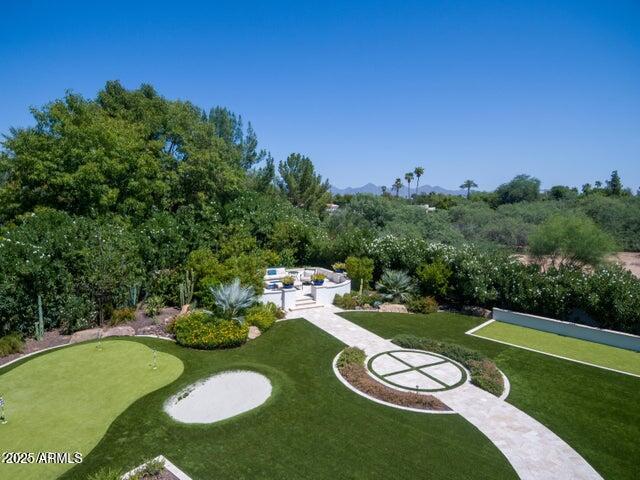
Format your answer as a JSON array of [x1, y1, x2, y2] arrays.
[[55, 321, 517, 480], [343, 312, 640, 480], [472, 320, 640, 376], [0, 341, 183, 480]]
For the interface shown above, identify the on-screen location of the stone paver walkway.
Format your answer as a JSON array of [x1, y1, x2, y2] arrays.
[[289, 306, 603, 480]]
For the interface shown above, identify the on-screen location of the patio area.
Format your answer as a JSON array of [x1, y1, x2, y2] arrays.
[[259, 267, 351, 311]]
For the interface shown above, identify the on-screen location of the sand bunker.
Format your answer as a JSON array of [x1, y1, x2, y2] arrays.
[[164, 370, 272, 423]]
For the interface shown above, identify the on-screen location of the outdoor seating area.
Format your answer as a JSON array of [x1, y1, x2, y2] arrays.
[[261, 267, 351, 311]]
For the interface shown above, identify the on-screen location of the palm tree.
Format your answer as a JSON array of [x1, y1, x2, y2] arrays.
[[404, 172, 414, 198], [392, 178, 402, 197], [414, 167, 424, 195], [375, 270, 417, 303], [210, 278, 257, 321], [459, 179, 478, 199]]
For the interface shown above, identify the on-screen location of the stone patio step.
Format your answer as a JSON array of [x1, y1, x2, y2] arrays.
[[289, 303, 324, 312]]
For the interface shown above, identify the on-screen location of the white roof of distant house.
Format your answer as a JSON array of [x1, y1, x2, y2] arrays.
[[326, 203, 339, 212]]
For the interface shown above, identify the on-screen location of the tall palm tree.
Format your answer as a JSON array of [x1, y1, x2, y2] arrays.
[[392, 178, 402, 197], [404, 172, 414, 198], [414, 166, 424, 195], [459, 179, 478, 199]]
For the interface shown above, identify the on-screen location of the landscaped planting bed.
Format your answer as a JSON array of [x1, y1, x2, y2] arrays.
[[336, 347, 450, 411], [392, 334, 504, 396]]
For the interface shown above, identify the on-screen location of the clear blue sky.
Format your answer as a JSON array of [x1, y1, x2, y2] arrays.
[[1, 0, 639, 191]]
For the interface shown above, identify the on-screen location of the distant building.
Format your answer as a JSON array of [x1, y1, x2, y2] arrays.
[[419, 204, 436, 212], [326, 203, 339, 213]]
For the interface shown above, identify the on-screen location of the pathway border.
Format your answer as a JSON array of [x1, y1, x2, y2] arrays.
[[331, 352, 456, 415], [467, 320, 640, 378]]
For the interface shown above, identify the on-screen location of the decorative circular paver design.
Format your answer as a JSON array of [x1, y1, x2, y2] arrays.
[[367, 349, 467, 392]]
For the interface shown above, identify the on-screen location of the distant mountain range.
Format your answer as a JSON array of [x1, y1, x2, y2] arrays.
[[330, 182, 466, 196]]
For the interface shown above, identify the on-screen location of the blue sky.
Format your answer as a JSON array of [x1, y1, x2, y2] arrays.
[[1, 0, 639, 191]]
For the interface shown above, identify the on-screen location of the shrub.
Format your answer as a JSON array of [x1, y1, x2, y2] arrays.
[[110, 307, 135, 325], [529, 214, 616, 267], [345, 256, 374, 294], [332, 262, 346, 271], [210, 278, 257, 319], [375, 270, 417, 303], [144, 295, 164, 317], [416, 260, 451, 298], [333, 293, 358, 309], [393, 334, 503, 396], [406, 296, 439, 314], [311, 273, 326, 282], [467, 359, 503, 396], [135, 457, 165, 478], [147, 268, 182, 306], [87, 467, 122, 480], [245, 304, 278, 331], [0, 333, 24, 357], [337, 346, 366, 368], [173, 310, 248, 349]]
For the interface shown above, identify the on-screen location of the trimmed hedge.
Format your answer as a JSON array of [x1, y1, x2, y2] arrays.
[[173, 311, 248, 349], [393, 334, 503, 396]]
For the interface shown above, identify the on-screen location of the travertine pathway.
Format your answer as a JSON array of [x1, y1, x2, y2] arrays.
[[289, 306, 603, 480]]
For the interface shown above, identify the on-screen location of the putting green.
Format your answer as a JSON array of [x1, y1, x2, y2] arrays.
[[473, 321, 640, 376], [0, 340, 183, 480]]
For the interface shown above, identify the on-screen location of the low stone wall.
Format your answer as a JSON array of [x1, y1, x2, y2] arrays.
[[260, 289, 283, 308], [493, 308, 640, 352], [311, 279, 351, 305]]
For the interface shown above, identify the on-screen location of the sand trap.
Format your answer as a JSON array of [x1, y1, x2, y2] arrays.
[[164, 370, 272, 424]]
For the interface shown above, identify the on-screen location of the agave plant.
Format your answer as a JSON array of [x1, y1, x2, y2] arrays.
[[375, 270, 417, 303], [210, 278, 257, 321]]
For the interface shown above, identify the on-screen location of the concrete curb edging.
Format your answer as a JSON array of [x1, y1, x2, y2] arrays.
[[466, 322, 640, 379], [121, 455, 192, 480], [331, 352, 456, 415], [0, 334, 176, 372]]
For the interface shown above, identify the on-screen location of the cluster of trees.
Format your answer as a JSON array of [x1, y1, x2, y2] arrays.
[[1, 81, 638, 338], [386, 166, 425, 198], [0, 82, 333, 335]]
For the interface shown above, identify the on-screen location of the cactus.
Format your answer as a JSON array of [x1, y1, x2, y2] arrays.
[[34, 294, 44, 341], [129, 285, 139, 308], [180, 269, 194, 306]]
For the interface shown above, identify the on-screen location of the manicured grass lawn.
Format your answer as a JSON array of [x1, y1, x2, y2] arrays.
[[0, 341, 183, 480], [56, 321, 517, 479], [343, 312, 640, 480], [472, 320, 640, 376]]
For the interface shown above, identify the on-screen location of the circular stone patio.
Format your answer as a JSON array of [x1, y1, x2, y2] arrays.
[[367, 349, 467, 392]]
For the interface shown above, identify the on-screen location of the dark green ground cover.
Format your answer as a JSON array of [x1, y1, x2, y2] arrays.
[[343, 311, 640, 480], [55, 320, 516, 479]]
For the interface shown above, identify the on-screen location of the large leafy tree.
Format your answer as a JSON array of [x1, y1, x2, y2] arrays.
[[277, 153, 331, 214], [495, 174, 541, 205], [0, 82, 250, 223], [528, 214, 616, 268]]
